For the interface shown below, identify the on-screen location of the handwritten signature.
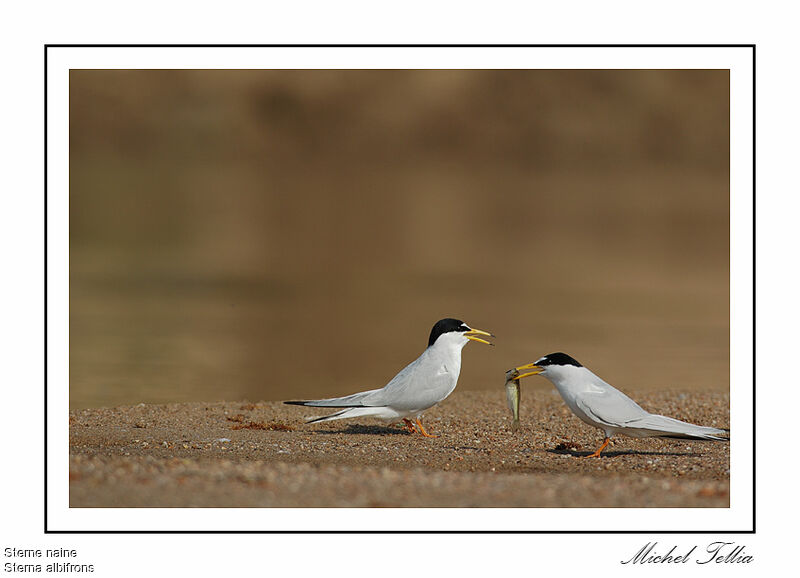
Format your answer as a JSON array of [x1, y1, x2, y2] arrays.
[[621, 542, 753, 565]]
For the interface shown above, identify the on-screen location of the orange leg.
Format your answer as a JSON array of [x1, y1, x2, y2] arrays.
[[586, 437, 610, 458], [401, 418, 416, 433], [415, 418, 439, 438]]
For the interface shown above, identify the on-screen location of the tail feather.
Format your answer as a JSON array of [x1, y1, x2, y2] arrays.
[[627, 413, 729, 441], [305, 409, 349, 423], [304, 407, 386, 424]]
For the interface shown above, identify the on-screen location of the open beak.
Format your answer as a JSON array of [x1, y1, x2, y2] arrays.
[[464, 327, 494, 346], [513, 362, 544, 380]]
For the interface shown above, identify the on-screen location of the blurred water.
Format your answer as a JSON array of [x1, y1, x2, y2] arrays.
[[69, 69, 729, 409]]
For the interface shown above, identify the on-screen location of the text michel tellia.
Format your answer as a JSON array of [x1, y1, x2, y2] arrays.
[[621, 542, 753, 565]]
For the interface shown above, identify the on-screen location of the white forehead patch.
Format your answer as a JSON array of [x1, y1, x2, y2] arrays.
[[535, 356, 547, 364]]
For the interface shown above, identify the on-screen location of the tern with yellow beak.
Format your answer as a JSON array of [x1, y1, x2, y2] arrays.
[[285, 318, 493, 437], [513, 352, 729, 456]]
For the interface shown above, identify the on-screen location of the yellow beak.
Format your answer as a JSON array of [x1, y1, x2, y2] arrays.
[[513, 362, 544, 380], [464, 327, 494, 346]]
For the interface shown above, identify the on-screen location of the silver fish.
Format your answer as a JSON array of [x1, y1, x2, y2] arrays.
[[505, 368, 521, 430]]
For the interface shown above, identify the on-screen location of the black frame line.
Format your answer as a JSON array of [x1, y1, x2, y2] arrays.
[[44, 43, 49, 534], [47, 43, 750, 48], [47, 43, 756, 535]]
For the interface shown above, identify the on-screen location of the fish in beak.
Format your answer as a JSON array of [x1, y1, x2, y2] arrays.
[[513, 361, 544, 380]]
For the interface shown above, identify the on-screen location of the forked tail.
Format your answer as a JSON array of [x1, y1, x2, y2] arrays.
[[630, 413, 729, 441]]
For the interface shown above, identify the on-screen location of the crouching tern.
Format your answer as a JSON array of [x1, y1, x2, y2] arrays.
[[513, 352, 729, 457], [285, 318, 493, 437]]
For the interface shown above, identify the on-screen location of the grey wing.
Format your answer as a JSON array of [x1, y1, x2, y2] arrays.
[[296, 358, 428, 409], [367, 358, 422, 408], [287, 388, 384, 407], [574, 386, 650, 428], [369, 355, 452, 411]]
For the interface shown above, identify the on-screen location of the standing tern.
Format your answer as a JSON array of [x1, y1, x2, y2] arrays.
[[513, 352, 729, 456], [285, 318, 493, 437]]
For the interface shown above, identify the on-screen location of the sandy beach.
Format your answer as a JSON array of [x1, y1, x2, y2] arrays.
[[69, 389, 730, 508]]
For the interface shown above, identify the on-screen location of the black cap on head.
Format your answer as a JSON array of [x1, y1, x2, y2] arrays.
[[535, 352, 583, 368], [428, 318, 469, 347]]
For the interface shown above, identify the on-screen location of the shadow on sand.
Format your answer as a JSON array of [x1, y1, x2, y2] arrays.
[[546, 446, 697, 458], [312, 424, 411, 436]]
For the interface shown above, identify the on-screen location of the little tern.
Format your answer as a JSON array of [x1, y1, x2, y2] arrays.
[[513, 352, 729, 456], [285, 318, 493, 437]]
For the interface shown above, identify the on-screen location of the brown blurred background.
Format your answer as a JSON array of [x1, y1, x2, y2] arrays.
[[69, 69, 729, 409]]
